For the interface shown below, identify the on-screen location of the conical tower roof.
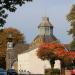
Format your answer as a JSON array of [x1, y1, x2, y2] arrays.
[[38, 17, 53, 28]]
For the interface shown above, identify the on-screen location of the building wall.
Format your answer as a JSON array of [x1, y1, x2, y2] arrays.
[[18, 48, 61, 74]]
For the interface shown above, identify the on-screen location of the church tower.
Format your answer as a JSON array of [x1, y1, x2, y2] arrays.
[[30, 17, 58, 49], [6, 33, 17, 70], [38, 17, 53, 36]]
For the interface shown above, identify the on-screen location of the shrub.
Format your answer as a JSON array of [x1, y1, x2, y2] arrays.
[[51, 69, 60, 75]]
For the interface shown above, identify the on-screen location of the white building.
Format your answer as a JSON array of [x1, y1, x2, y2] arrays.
[[18, 48, 61, 74], [18, 17, 61, 74]]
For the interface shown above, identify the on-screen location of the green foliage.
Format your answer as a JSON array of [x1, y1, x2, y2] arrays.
[[66, 5, 75, 49], [67, 5, 75, 35], [70, 40, 75, 49], [51, 69, 60, 75], [67, 5, 75, 21], [0, 0, 32, 27]]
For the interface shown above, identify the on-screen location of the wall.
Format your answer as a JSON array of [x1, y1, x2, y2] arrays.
[[18, 48, 61, 74]]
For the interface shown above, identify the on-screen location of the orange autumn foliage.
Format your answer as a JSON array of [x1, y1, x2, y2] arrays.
[[0, 27, 25, 69], [37, 42, 75, 63], [0, 28, 24, 66], [37, 42, 65, 60]]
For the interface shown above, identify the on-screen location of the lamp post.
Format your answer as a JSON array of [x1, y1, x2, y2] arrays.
[[6, 33, 13, 70]]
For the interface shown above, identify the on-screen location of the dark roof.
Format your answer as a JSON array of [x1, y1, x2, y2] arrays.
[[34, 35, 58, 43], [43, 35, 57, 43], [29, 35, 58, 50], [64, 44, 70, 51], [63, 44, 75, 51]]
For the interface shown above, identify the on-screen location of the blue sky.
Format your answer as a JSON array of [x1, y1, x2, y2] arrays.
[[5, 0, 75, 44]]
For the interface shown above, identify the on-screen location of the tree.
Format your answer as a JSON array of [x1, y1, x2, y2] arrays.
[[37, 42, 75, 74], [0, 0, 32, 27], [66, 5, 75, 50], [0, 27, 24, 68], [37, 42, 66, 70], [4, 27, 24, 44], [0, 27, 24, 55]]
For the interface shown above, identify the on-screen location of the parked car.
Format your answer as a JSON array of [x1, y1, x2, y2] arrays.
[[7, 69, 17, 75], [0, 68, 7, 75]]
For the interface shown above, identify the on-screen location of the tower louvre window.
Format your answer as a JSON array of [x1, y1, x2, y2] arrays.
[[38, 17, 53, 36]]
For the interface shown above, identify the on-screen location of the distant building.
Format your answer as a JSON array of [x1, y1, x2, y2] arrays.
[[18, 17, 61, 74]]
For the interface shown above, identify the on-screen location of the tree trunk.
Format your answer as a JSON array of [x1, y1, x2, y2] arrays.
[[61, 61, 65, 75], [50, 59, 55, 70], [51, 63, 54, 70]]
